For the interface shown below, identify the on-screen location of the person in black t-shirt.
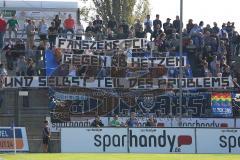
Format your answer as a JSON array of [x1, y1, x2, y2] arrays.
[[48, 22, 58, 49], [85, 22, 95, 40], [153, 14, 162, 31], [93, 15, 103, 33], [42, 120, 51, 153]]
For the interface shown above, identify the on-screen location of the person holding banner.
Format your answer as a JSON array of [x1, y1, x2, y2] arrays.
[[42, 120, 51, 153]]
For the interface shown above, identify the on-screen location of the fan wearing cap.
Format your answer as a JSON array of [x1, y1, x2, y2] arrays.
[[163, 18, 173, 35]]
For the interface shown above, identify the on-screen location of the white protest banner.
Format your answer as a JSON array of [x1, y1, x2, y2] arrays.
[[57, 38, 147, 50], [62, 54, 187, 68], [2, 76, 234, 89]]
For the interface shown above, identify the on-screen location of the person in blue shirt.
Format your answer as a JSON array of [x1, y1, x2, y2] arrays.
[[125, 112, 139, 127]]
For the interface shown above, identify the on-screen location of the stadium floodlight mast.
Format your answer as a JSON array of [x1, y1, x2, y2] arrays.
[[179, 0, 183, 122]]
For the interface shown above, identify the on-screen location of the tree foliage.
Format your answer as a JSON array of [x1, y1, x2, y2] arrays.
[[92, 0, 150, 25]]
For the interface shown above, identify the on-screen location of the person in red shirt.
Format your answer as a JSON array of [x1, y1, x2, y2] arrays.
[[63, 14, 75, 38], [0, 13, 7, 49]]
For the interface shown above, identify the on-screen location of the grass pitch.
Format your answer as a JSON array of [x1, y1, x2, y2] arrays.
[[1, 153, 240, 160]]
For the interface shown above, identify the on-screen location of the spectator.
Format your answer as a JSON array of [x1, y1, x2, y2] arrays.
[[110, 114, 121, 127], [3, 43, 13, 70], [93, 15, 103, 40], [151, 24, 162, 41], [135, 26, 146, 39], [53, 15, 61, 33], [26, 19, 35, 49], [119, 20, 129, 38], [93, 15, 103, 33], [198, 21, 204, 32], [144, 15, 152, 33], [210, 55, 220, 77], [64, 14, 75, 38], [106, 28, 115, 40], [163, 18, 173, 35], [26, 58, 35, 76], [107, 16, 117, 32], [16, 55, 27, 76], [125, 112, 139, 127], [173, 15, 181, 33], [11, 39, 25, 67], [134, 19, 143, 37], [190, 24, 201, 36], [145, 115, 157, 127], [90, 115, 104, 127], [0, 14, 7, 49], [21, 19, 29, 37], [218, 24, 228, 39], [7, 14, 19, 40], [76, 20, 84, 40], [153, 14, 162, 31], [85, 22, 95, 40], [212, 22, 220, 35], [203, 24, 212, 34], [38, 19, 48, 46], [186, 19, 194, 33], [48, 22, 58, 49], [116, 26, 127, 39], [155, 32, 167, 52], [226, 21, 233, 38]]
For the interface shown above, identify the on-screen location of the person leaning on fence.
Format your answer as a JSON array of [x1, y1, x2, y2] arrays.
[[145, 115, 157, 127], [125, 112, 140, 127], [110, 114, 121, 127], [90, 115, 104, 127], [42, 120, 51, 153]]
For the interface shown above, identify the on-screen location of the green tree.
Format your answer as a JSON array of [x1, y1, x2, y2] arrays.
[[133, 0, 151, 23], [92, 0, 150, 26]]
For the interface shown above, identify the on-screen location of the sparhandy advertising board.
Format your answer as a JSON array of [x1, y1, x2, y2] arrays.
[[61, 128, 128, 153], [61, 128, 195, 153], [196, 128, 240, 153]]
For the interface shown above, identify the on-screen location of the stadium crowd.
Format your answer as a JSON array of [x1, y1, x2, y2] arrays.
[[0, 13, 239, 87]]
